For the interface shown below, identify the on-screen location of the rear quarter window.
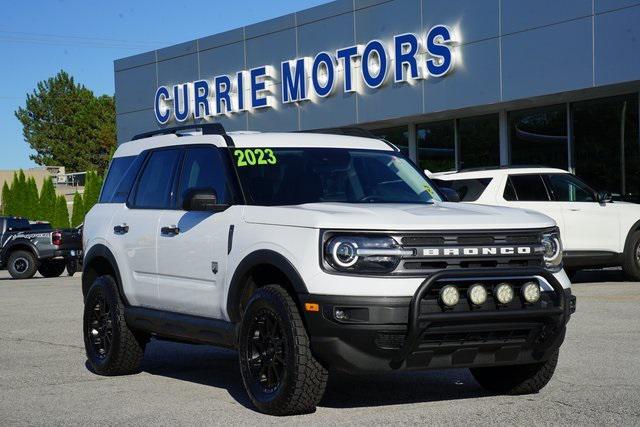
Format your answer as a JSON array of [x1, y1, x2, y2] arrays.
[[434, 178, 492, 202], [99, 155, 144, 203]]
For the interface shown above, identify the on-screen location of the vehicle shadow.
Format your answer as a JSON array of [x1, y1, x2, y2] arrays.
[[571, 269, 628, 283], [135, 339, 490, 412]]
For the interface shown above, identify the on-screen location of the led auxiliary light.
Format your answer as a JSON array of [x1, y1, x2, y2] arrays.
[[522, 281, 541, 304], [495, 283, 514, 305], [440, 285, 460, 307], [468, 283, 488, 306]]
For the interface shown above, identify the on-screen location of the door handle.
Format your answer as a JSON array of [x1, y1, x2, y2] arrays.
[[569, 208, 581, 212], [161, 225, 180, 236], [113, 224, 129, 235]]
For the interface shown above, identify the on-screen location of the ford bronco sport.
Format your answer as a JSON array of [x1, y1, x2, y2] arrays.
[[82, 124, 575, 415]]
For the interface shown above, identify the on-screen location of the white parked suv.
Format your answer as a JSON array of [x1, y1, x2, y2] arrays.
[[82, 125, 575, 415], [431, 167, 640, 279]]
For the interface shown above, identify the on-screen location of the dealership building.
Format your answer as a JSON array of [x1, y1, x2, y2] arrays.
[[114, 0, 640, 198]]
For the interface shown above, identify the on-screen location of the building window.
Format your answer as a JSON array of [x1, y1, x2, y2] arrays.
[[509, 105, 567, 170], [416, 120, 455, 172], [458, 113, 500, 169], [572, 94, 639, 197], [370, 126, 409, 156]]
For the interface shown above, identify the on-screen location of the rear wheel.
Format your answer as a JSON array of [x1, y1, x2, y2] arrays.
[[7, 250, 38, 279], [470, 349, 559, 394], [38, 260, 66, 278], [238, 285, 328, 416], [623, 231, 640, 281], [83, 275, 146, 375]]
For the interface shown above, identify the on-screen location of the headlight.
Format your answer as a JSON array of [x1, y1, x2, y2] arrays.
[[541, 229, 563, 272], [323, 234, 412, 274]]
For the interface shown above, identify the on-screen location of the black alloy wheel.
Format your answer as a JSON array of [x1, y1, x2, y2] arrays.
[[87, 294, 114, 360], [246, 308, 287, 394]]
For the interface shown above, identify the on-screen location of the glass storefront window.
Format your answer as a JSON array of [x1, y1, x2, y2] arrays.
[[458, 114, 500, 169], [370, 126, 409, 156], [416, 120, 455, 172], [509, 105, 567, 169], [572, 94, 639, 198]]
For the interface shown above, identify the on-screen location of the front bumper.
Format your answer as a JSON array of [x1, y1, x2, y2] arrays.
[[301, 268, 575, 373]]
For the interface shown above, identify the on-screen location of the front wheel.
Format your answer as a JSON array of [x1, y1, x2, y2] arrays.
[[470, 349, 559, 395], [38, 260, 66, 278], [238, 285, 328, 416]]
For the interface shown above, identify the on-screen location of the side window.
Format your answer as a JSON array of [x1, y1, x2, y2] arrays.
[[132, 149, 182, 209], [503, 177, 517, 201], [437, 178, 492, 202], [546, 174, 596, 202], [177, 146, 231, 207], [7, 218, 31, 231], [505, 174, 550, 201]]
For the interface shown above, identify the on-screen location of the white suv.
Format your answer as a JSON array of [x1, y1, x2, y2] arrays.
[[82, 125, 575, 415], [431, 167, 640, 279]]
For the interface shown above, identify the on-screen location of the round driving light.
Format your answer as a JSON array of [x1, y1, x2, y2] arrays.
[[468, 283, 488, 306], [334, 309, 350, 321], [522, 281, 541, 304], [440, 285, 460, 307], [332, 241, 358, 267], [495, 283, 514, 305]]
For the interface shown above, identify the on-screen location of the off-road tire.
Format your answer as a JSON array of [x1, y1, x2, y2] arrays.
[[83, 275, 146, 375], [38, 260, 66, 278], [470, 349, 559, 394], [7, 250, 38, 279], [238, 285, 328, 416], [623, 230, 640, 281]]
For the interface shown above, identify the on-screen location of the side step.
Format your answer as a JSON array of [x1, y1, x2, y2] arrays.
[[125, 306, 237, 349]]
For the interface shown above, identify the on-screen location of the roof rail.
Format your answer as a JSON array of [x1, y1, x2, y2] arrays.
[[458, 164, 552, 173], [298, 127, 399, 151], [131, 123, 226, 141]]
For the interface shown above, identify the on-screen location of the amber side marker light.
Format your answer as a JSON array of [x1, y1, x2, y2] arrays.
[[305, 303, 320, 312]]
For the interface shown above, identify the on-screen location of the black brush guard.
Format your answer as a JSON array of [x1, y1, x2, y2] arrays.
[[390, 267, 569, 369]]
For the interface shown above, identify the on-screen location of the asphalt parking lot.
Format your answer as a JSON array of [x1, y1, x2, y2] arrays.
[[0, 270, 639, 425]]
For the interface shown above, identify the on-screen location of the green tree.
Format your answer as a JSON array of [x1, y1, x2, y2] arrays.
[[39, 177, 57, 224], [14, 70, 116, 175], [71, 192, 84, 227], [83, 171, 102, 217], [1, 182, 11, 215], [53, 195, 70, 229], [26, 177, 40, 220], [11, 171, 28, 218]]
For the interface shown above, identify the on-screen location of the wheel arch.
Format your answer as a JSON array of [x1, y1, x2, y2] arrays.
[[82, 244, 127, 304], [1, 240, 39, 265], [623, 219, 640, 254], [226, 249, 309, 322]]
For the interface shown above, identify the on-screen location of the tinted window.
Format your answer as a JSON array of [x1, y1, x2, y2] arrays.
[[232, 148, 441, 206], [435, 178, 492, 202], [509, 105, 568, 169], [132, 149, 181, 209], [547, 174, 596, 202], [458, 114, 500, 169], [370, 127, 409, 156], [177, 147, 231, 207], [100, 155, 145, 203], [505, 175, 550, 201]]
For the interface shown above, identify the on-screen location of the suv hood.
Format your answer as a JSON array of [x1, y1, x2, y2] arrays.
[[242, 202, 556, 230]]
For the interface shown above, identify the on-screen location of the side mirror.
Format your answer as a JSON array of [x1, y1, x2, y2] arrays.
[[439, 187, 461, 203], [182, 188, 227, 212], [597, 191, 612, 204]]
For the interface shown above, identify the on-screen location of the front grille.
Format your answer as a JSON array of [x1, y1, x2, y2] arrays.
[[421, 328, 532, 347], [393, 229, 547, 276]]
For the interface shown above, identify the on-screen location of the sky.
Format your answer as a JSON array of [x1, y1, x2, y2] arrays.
[[0, 0, 328, 170]]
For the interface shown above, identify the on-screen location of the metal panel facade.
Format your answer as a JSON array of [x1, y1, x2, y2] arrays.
[[114, 0, 640, 143]]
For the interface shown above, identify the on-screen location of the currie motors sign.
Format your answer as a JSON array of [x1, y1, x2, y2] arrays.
[[153, 25, 458, 125]]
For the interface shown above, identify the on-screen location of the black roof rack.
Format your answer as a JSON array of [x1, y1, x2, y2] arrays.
[[457, 165, 553, 173], [131, 123, 226, 141]]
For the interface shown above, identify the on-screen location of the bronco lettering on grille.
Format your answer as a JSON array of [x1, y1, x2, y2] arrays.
[[421, 246, 533, 257]]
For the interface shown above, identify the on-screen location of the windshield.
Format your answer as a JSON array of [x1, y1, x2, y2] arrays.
[[230, 147, 442, 206]]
